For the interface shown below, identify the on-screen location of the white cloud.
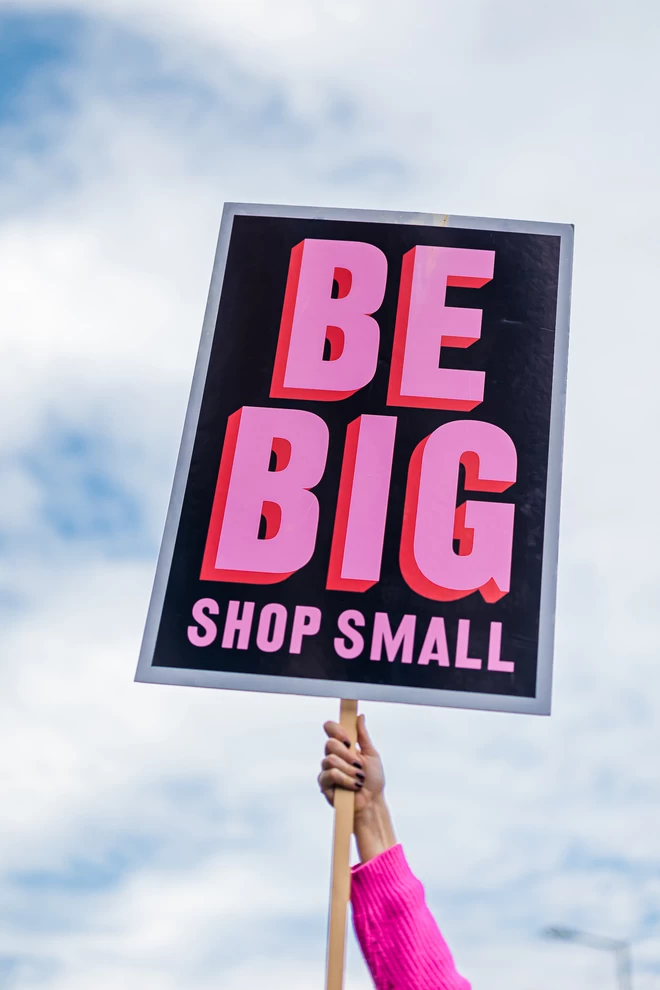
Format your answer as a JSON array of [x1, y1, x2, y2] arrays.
[[1, 2, 660, 988]]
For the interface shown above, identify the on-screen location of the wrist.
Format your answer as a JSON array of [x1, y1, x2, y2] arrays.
[[353, 794, 396, 863]]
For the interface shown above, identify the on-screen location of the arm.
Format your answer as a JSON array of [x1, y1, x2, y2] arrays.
[[318, 716, 471, 990], [351, 798, 470, 990]]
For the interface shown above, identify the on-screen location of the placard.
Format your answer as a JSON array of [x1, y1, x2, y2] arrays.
[[136, 204, 573, 715]]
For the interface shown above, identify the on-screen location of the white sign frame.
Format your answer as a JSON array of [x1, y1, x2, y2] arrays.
[[136, 203, 573, 715]]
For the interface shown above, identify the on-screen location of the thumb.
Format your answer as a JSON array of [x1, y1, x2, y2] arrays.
[[356, 714, 377, 756]]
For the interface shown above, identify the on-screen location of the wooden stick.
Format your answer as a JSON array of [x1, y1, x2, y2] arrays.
[[326, 698, 359, 990]]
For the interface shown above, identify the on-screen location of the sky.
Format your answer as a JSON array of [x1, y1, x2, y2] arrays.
[[0, 1, 659, 988]]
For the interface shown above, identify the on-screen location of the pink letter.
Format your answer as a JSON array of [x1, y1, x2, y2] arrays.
[[290, 605, 322, 654], [400, 420, 516, 603], [454, 619, 481, 669], [370, 613, 416, 663], [221, 600, 255, 650], [327, 415, 397, 592], [417, 616, 450, 666], [187, 598, 219, 647], [256, 603, 288, 652], [201, 406, 329, 584], [387, 246, 495, 410], [334, 609, 365, 659], [487, 622, 514, 672], [270, 239, 387, 401]]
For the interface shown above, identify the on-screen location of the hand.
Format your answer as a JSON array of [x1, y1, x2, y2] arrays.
[[318, 714, 385, 820], [318, 714, 396, 862]]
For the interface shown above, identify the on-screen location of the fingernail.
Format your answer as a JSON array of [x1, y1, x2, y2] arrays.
[[356, 771, 365, 781], [356, 780, 364, 788], [343, 740, 351, 749], [352, 762, 363, 770]]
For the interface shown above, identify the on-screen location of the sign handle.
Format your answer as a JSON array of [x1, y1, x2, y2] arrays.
[[325, 698, 359, 990]]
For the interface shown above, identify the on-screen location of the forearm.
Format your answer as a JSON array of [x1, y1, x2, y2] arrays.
[[354, 794, 397, 863], [350, 819, 471, 990]]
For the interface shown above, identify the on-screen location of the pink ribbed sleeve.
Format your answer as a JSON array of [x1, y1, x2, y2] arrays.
[[350, 844, 471, 990]]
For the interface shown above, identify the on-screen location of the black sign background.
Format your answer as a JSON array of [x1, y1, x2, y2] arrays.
[[150, 214, 562, 702]]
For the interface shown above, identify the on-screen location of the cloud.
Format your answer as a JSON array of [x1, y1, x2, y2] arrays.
[[1, 3, 660, 989]]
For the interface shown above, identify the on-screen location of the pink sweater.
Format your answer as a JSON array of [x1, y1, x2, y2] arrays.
[[350, 844, 471, 990]]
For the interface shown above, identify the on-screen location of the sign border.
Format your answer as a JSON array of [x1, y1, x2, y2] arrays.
[[135, 202, 574, 716]]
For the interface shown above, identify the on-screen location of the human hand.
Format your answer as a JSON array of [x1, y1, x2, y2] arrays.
[[317, 714, 385, 820]]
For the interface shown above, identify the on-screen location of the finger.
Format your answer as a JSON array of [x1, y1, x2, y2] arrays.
[[319, 767, 363, 794], [325, 737, 364, 769], [317, 771, 335, 806], [323, 720, 352, 750], [356, 714, 377, 756], [322, 754, 365, 780]]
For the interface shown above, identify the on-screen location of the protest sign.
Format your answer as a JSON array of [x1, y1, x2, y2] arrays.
[[137, 203, 572, 717], [136, 202, 573, 990]]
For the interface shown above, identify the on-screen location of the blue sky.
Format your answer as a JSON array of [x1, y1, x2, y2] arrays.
[[0, 9, 79, 119], [1, 2, 660, 989]]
